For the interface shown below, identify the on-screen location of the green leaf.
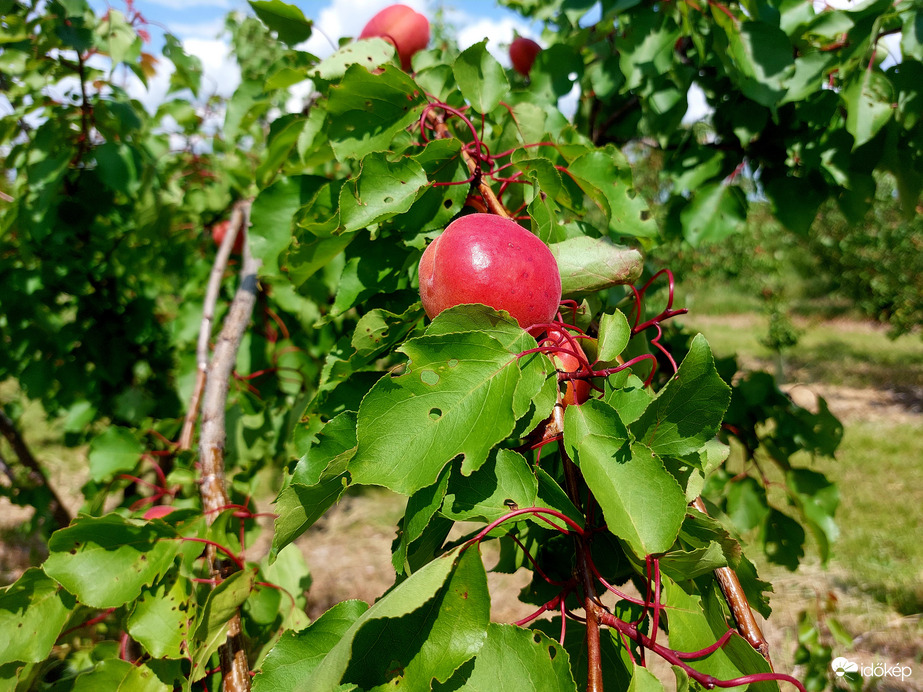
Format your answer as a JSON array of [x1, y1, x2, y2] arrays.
[[328, 64, 427, 161], [549, 237, 644, 296], [630, 335, 731, 457], [95, 10, 140, 65], [127, 570, 194, 659], [0, 568, 77, 666], [256, 114, 308, 187], [629, 664, 665, 692], [249, 0, 312, 45], [723, 21, 794, 108], [787, 468, 839, 563], [87, 426, 143, 482], [843, 69, 894, 149], [250, 175, 330, 278], [902, 10, 923, 61], [563, 399, 687, 556], [679, 183, 747, 247], [189, 570, 255, 683], [663, 576, 777, 691], [760, 508, 806, 571], [453, 40, 510, 114], [443, 448, 538, 522], [44, 515, 181, 609], [567, 149, 659, 239], [302, 547, 489, 691], [253, 600, 370, 691], [603, 372, 653, 426], [163, 34, 202, 97], [350, 329, 536, 495], [71, 659, 169, 692], [403, 466, 452, 547], [725, 477, 770, 533], [448, 623, 575, 691], [271, 413, 355, 559], [763, 173, 827, 234], [597, 310, 632, 362], [338, 152, 428, 232], [314, 38, 395, 80]]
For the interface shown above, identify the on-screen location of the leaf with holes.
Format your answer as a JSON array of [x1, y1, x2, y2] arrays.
[[567, 148, 658, 239], [338, 152, 428, 232], [349, 325, 542, 495], [327, 64, 427, 161], [43, 514, 182, 609], [0, 568, 77, 666]]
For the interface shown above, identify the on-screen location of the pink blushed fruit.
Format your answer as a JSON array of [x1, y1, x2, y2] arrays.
[[418, 213, 562, 329], [359, 4, 430, 70], [510, 37, 542, 77]]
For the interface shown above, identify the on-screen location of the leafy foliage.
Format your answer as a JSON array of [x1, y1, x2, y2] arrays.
[[7, 0, 914, 687]]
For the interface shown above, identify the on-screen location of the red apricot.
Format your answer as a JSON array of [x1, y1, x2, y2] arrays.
[[543, 329, 592, 406], [510, 37, 541, 77], [418, 213, 562, 329], [211, 220, 244, 254], [143, 505, 176, 520], [359, 4, 430, 70]]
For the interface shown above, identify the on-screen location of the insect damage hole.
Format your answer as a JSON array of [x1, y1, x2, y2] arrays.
[[428, 408, 442, 420]]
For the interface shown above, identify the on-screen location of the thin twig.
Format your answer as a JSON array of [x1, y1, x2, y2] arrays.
[[423, 109, 511, 218], [178, 203, 246, 451], [559, 434, 603, 692], [692, 497, 772, 665], [0, 407, 71, 528], [197, 199, 257, 692]]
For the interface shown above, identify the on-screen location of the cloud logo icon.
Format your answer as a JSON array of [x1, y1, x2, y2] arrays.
[[831, 657, 859, 677]]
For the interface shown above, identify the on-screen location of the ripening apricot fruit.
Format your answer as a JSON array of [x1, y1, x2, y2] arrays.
[[211, 220, 244, 254], [418, 213, 562, 329], [359, 4, 430, 70], [510, 36, 542, 77]]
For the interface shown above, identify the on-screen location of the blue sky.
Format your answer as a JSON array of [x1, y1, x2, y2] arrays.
[[85, 0, 557, 110]]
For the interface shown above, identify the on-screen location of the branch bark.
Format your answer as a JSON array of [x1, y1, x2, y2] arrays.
[[559, 434, 603, 692], [692, 497, 772, 664], [0, 407, 71, 529], [179, 203, 247, 451], [423, 109, 511, 219], [197, 199, 257, 692]]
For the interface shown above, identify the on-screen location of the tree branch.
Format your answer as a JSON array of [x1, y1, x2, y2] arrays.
[[178, 202, 247, 451], [692, 497, 772, 664], [0, 407, 71, 529], [424, 109, 511, 218], [197, 199, 257, 692], [559, 434, 603, 692]]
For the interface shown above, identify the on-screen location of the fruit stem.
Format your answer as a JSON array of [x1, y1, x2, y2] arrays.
[[423, 106, 512, 218]]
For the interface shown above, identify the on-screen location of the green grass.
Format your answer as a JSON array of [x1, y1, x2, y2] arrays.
[[817, 421, 923, 616]]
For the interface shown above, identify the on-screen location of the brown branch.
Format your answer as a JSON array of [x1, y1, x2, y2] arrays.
[[0, 407, 71, 529], [197, 199, 257, 692], [423, 109, 511, 218], [559, 434, 603, 692], [178, 203, 247, 451], [692, 497, 772, 665]]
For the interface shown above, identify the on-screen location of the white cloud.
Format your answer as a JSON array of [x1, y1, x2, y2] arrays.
[[184, 37, 240, 98], [166, 17, 227, 40], [144, 0, 233, 9], [454, 16, 539, 67]]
